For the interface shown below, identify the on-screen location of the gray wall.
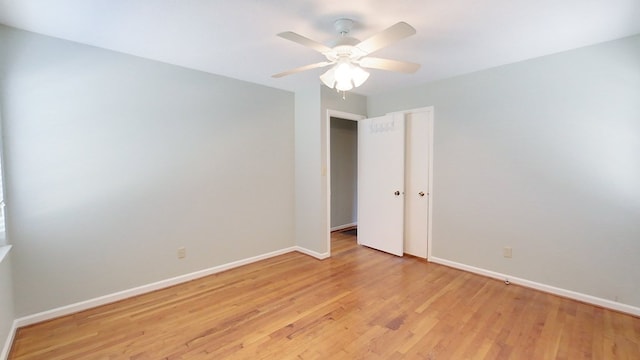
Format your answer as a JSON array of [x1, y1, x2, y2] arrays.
[[0, 25, 295, 316], [294, 86, 366, 255], [368, 34, 640, 308], [330, 118, 357, 228], [294, 86, 323, 253]]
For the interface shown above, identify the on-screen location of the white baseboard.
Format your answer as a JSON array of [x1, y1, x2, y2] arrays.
[[429, 256, 640, 317], [3, 244, 323, 359], [1, 320, 17, 360], [330, 223, 357, 232], [295, 246, 330, 260], [1, 245, 323, 358], [14, 246, 298, 328]]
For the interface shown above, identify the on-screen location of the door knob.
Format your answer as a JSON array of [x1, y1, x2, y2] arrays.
[[394, 191, 401, 196], [419, 191, 425, 197]]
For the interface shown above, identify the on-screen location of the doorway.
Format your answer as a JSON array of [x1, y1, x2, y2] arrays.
[[330, 117, 358, 231], [326, 110, 364, 255]]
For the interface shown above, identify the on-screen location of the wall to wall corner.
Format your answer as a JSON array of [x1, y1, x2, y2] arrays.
[[367, 34, 640, 309], [294, 86, 323, 255]]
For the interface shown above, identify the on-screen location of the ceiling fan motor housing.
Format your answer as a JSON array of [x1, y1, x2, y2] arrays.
[[326, 19, 365, 61]]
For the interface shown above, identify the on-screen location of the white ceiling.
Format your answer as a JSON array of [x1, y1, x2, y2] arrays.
[[1, 0, 639, 96]]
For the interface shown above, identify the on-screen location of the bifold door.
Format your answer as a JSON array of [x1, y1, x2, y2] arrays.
[[404, 110, 430, 258]]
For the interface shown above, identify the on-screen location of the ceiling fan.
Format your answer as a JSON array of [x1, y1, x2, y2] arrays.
[[272, 19, 420, 92]]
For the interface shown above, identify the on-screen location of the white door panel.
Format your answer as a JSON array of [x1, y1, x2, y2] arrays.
[[357, 114, 405, 256], [404, 111, 430, 258]]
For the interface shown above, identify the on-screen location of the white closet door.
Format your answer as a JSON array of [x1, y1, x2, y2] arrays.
[[357, 113, 405, 256], [404, 110, 431, 258]]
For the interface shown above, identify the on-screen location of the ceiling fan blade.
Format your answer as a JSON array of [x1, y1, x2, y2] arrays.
[[359, 57, 421, 73], [272, 61, 334, 78], [356, 22, 416, 55], [277, 31, 333, 54]]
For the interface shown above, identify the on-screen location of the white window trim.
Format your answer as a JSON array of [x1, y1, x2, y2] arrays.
[[0, 244, 10, 264]]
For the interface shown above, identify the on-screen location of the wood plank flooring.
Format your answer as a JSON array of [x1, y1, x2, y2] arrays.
[[9, 229, 640, 359]]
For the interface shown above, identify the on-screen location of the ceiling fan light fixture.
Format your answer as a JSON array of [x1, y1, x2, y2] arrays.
[[352, 66, 370, 87], [320, 61, 369, 91], [335, 78, 354, 92], [320, 67, 336, 88], [333, 61, 353, 84]]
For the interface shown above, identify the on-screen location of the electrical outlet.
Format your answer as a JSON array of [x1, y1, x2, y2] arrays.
[[177, 247, 186, 259], [503, 247, 512, 258]]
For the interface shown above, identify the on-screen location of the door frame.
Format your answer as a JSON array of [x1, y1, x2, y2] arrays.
[[325, 110, 365, 256]]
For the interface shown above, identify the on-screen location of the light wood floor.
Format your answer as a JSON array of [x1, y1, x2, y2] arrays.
[[9, 229, 640, 359]]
